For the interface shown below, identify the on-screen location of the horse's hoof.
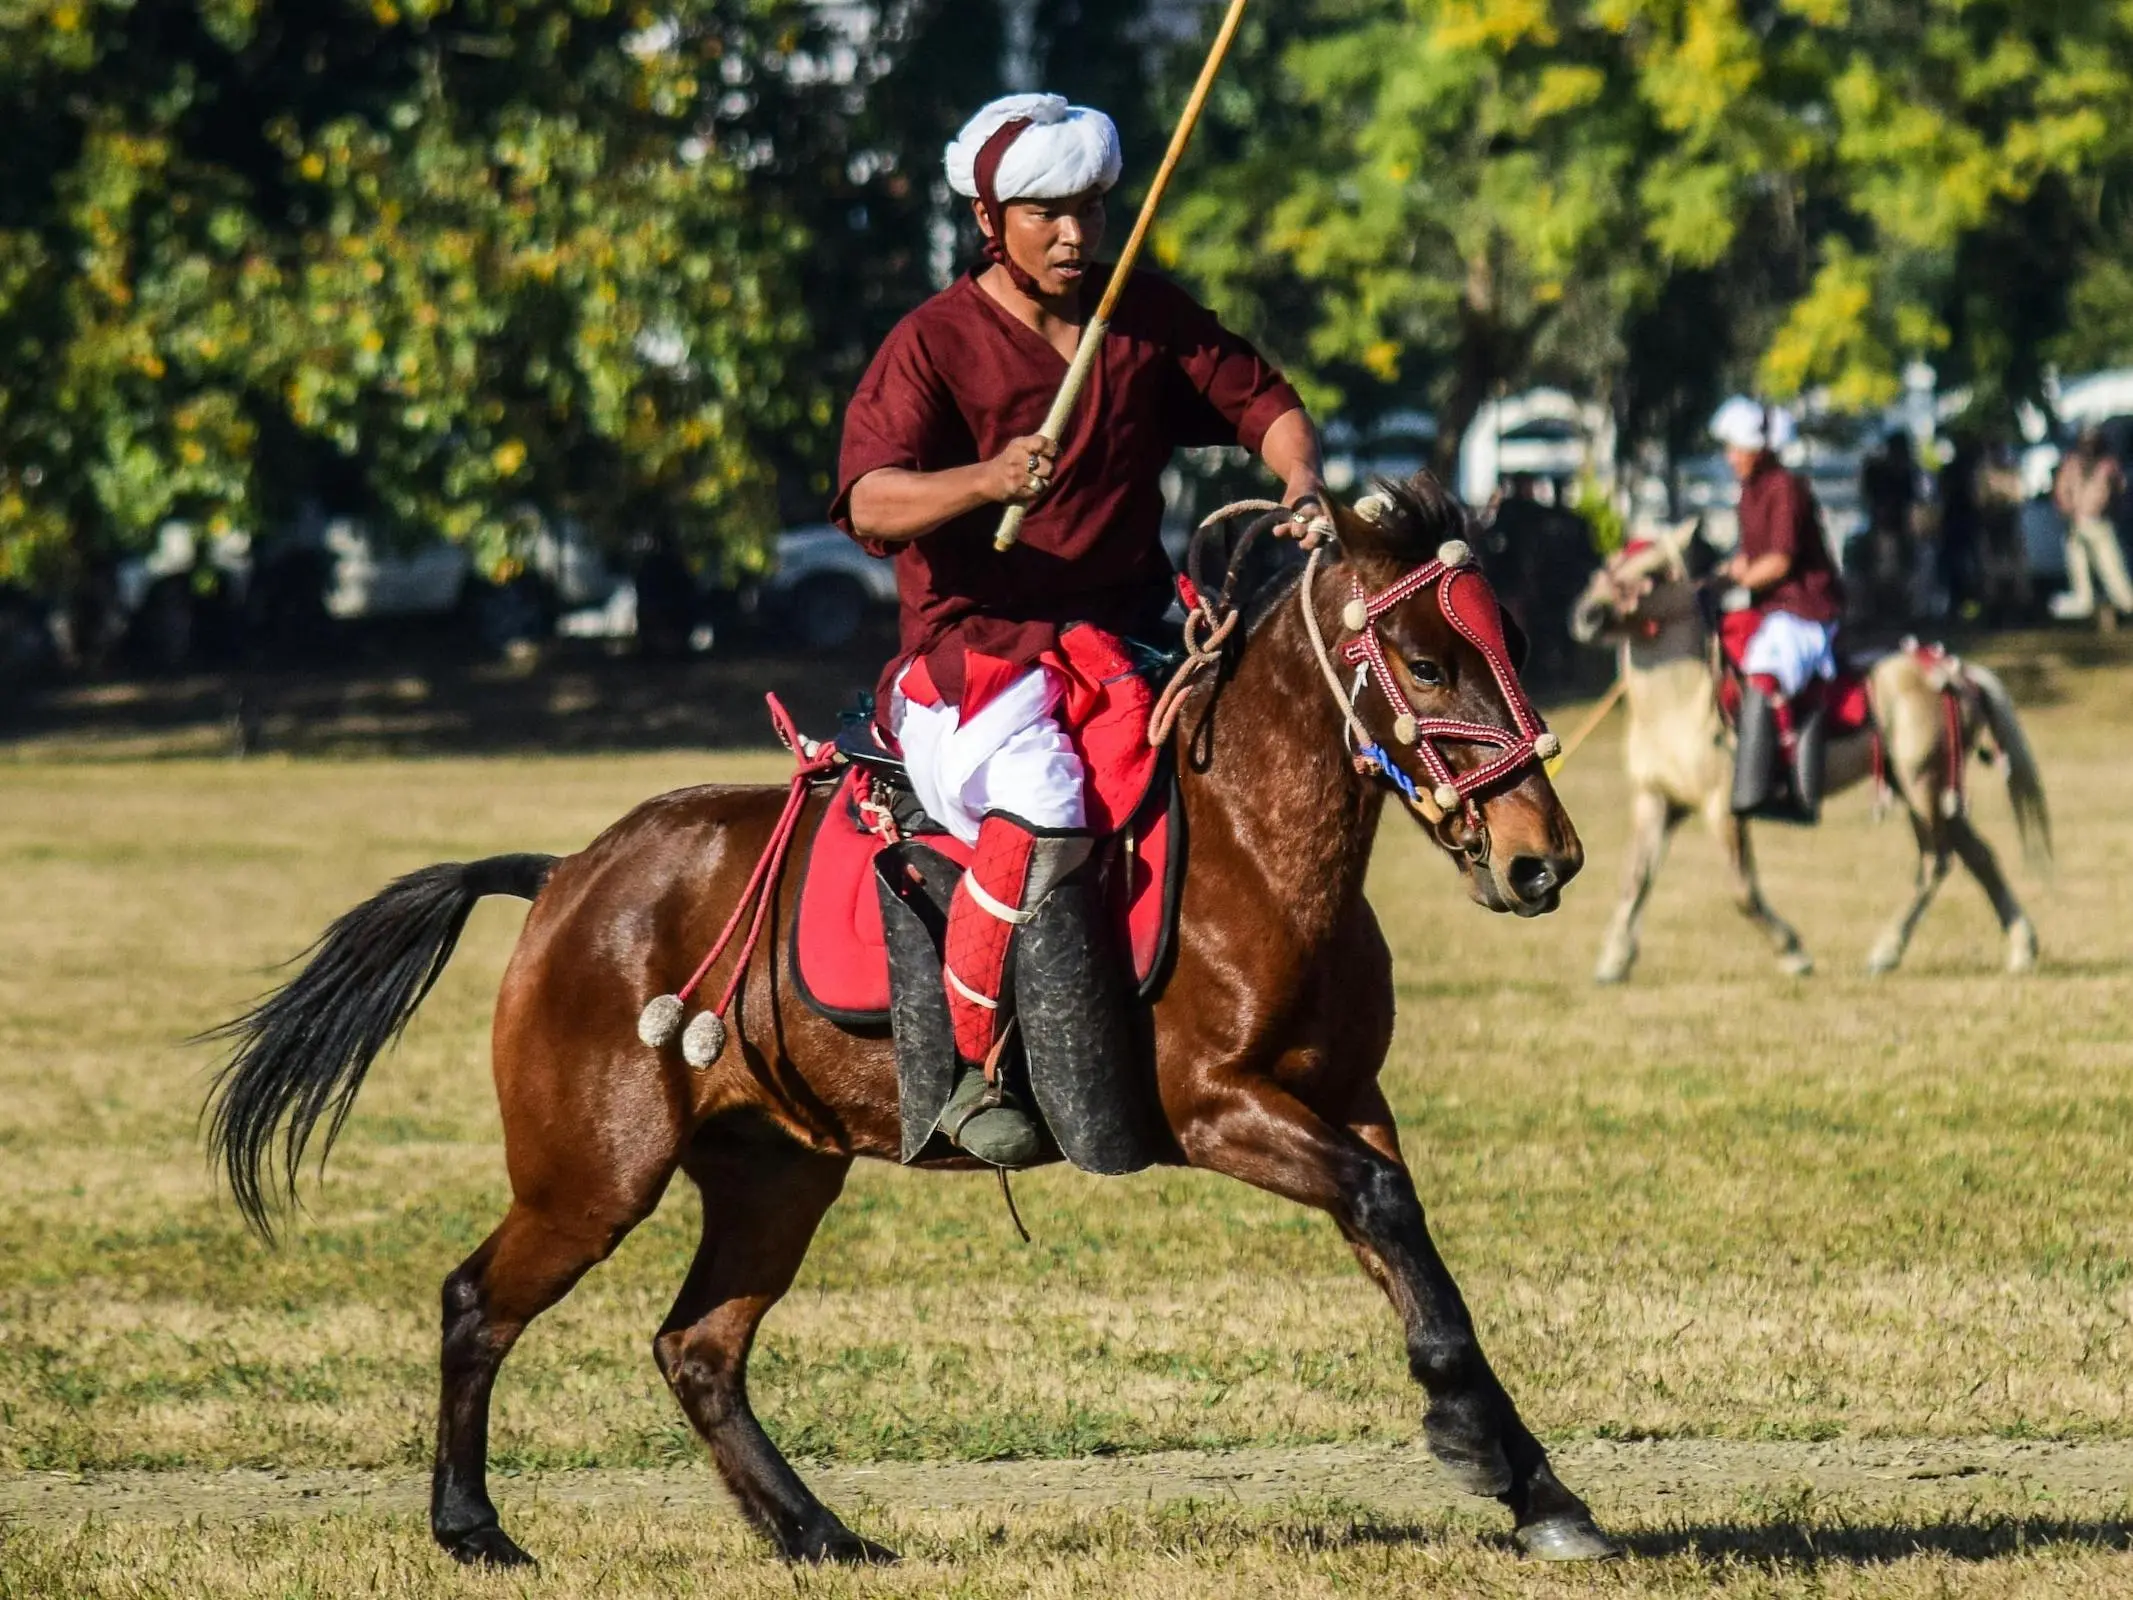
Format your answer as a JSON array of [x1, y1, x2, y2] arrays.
[[1593, 960, 1631, 986], [1779, 950, 1814, 977], [796, 1528, 900, 1566], [1423, 1416, 1513, 1497], [1515, 1515, 1621, 1562], [441, 1524, 536, 1569], [1865, 944, 1901, 976], [2007, 923, 2039, 973]]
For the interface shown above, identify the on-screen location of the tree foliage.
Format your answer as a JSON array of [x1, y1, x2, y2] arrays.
[[0, 0, 820, 599], [1162, 0, 2133, 460]]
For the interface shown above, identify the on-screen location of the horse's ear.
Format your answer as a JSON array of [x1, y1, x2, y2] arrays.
[[1328, 488, 1397, 553], [1498, 601, 1531, 673]]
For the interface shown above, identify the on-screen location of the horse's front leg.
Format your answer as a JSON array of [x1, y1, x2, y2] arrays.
[[1594, 787, 1680, 984], [1706, 790, 1813, 975], [1172, 1072, 1616, 1561]]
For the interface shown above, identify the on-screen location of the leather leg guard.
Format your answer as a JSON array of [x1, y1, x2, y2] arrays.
[[1789, 702, 1827, 825], [1015, 870, 1161, 1175], [874, 844, 964, 1163], [1732, 679, 1794, 820], [936, 813, 1090, 1169]]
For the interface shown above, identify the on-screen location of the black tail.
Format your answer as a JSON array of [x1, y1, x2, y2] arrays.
[[201, 852, 557, 1238]]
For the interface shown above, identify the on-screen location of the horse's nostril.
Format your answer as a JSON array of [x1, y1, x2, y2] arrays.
[[1507, 854, 1559, 902]]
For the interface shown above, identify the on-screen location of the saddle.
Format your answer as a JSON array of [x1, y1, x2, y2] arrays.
[[1713, 609, 1875, 737], [790, 744, 1182, 1174]]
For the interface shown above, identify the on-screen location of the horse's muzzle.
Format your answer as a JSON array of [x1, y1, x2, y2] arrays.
[[1503, 850, 1577, 915]]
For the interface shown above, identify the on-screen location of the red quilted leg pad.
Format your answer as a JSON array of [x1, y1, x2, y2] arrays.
[[942, 815, 1038, 1063]]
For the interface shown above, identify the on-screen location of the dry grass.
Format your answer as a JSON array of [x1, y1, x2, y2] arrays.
[[3, 631, 2132, 1593]]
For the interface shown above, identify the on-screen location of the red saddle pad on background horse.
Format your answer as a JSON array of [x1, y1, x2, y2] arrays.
[[791, 764, 1183, 1026], [1716, 610, 1875, 736]]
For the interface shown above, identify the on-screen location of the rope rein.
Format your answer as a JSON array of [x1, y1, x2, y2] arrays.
[[635, 694, 838, 1069]]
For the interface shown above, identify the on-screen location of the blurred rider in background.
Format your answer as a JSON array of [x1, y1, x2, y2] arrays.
[[1711, 397, 1845, 824]]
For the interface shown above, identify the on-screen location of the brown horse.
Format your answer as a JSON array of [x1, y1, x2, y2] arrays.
[[205, 474, 1612, 1569]]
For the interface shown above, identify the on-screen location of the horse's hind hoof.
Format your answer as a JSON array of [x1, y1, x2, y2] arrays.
[[1515, 1515, 1620, 1562], [442, 1524, 537, 1569]]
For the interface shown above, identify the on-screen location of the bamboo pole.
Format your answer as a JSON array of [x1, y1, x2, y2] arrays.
[[993, 0, 1251, 551]]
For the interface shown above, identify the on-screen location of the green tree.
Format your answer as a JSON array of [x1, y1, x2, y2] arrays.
[[1159, 0, 1809, 470], [0, 0, 818, 647]]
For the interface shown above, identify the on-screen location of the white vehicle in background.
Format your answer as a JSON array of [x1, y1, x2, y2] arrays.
[[757, 523, 897, 650]]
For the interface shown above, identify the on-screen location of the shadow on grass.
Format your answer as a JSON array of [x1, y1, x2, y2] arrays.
[[1205, 1511, 2133, 1568], [1622, 1515, 2133, 1567]]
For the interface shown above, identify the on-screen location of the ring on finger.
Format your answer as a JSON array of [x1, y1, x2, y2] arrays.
[[1026, 453, 1042, 475]]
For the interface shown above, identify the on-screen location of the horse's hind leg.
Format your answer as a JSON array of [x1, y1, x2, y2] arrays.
[[1178, 1076, 1613, 1561], [1595, 788, 1681, 984], [1947, 815, 2039, 972], [433, 1184, 665, 1566], [1866, 812, 1952, 975], [653, 1133, 889, 1564], [1708, 793, 1812, 975]]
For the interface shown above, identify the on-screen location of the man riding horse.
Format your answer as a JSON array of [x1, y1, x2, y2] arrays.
[[834, 92, 1326, 1165], [1710, 396, 1845, 824]]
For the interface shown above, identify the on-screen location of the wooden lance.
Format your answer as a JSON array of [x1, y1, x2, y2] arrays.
[[993, 0, 1251, 551]]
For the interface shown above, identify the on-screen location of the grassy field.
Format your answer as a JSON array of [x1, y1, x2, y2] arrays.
[[3, 633, 2131, 1594]]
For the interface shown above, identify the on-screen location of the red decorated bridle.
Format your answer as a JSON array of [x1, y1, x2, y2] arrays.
[[1299, 529, 1559, 839]]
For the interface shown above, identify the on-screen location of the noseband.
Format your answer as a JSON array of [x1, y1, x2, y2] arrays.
[[1299, 530, 1558, 843]]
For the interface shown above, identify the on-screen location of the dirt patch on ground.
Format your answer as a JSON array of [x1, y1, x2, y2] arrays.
[[6, 1438, 2129, 1530]]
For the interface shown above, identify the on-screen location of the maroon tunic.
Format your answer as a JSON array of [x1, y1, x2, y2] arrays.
[[832, 266, 1302, 711], [1737, 451, 1843, 624]]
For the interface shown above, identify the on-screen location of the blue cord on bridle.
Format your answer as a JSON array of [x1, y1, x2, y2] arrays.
[[1354, 740, 1421, 804]]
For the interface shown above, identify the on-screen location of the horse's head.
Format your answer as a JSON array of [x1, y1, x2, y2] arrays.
[[1569, 516, 1703, 646], [1320, 471, 1582, 917]]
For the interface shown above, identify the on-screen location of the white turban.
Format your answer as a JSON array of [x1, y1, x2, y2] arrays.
[[1709, 395, 1796, 452], [944, 93, 1122, 204]]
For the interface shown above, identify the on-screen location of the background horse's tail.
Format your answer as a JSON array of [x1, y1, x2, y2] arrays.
[[1965, 664, 2052, 872], [201, 852, 557, 1238]]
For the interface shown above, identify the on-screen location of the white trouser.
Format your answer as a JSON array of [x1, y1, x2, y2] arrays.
[[1741, 611, 1838, 698], [891, 664, 1086, 846], [2063, 516, 2133, 615]]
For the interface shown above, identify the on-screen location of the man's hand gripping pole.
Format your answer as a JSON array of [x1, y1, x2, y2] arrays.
[[993, 0, 1251, 552]]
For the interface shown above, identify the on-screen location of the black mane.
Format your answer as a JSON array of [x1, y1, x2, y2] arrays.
[[1362, 470, 1471, 562]]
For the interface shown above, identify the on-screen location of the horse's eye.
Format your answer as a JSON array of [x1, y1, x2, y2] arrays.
[[1406, 658, 1444, 686]]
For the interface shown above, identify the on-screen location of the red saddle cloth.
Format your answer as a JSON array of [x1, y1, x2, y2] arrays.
[[1716, 609, 1874, 735], [792, 763, 1181, 1024]]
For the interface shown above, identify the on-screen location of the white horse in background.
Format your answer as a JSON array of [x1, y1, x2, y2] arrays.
[[1567, 522, 2049, 984]]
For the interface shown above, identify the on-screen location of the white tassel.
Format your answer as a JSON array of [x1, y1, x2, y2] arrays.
[[682, 1010, 727, 1069], [1436, 538, 1471, 569], [1533, 731, 1562, 760], [1433, 783, 1461, 812], [1354, 491, 1392, 523], [637, 994, 685, 1048], [1342, 598, 1369, 631], [1393, 713, 1418, 744]]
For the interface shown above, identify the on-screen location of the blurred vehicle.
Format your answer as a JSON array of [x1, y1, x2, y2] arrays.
[[757, 523, 896, 650]]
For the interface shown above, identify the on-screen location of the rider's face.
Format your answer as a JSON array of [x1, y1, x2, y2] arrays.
[[977, 189, 1107, 300]]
